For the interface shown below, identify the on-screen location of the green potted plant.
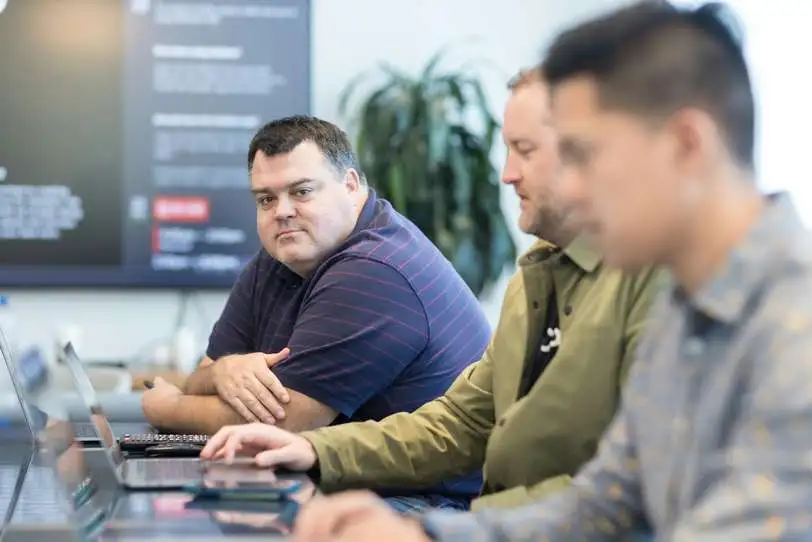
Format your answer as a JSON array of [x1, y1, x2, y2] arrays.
[[338, 48, 517, 297]]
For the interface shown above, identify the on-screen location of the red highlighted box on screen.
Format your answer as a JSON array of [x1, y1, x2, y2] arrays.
[[152, 196, 210, 223]]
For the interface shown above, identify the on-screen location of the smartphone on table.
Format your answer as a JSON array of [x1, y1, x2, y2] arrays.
[[182, 458, 302, 501], [183, 479, 303, 501]]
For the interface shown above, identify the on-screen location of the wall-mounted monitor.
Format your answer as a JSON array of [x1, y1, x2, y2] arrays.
[[0, 0, 311, 287]]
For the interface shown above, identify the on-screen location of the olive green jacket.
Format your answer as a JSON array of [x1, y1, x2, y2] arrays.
[[303, 236, 663, 510]]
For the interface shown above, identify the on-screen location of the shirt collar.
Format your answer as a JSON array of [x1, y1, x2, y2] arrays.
[[518, 234, 602, 273], [679, 192, 802, 323], [564, 235, 602, 272], [351, 188, 378, 234]]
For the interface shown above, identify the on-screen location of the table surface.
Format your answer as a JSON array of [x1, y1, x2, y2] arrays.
[[0, 428, 307, 541]]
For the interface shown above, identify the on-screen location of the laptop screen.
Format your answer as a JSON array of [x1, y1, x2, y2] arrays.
[[59, 343, 125, 468]]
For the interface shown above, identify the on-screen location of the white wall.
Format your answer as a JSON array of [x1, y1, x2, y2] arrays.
[[658, 0, 812, 219], [4, 0, 619, 363], [727, 0, 812, 219]]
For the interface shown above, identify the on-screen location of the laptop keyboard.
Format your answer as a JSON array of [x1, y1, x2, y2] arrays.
[[130, 459, 201, 480], [74, 423, 155, 439]]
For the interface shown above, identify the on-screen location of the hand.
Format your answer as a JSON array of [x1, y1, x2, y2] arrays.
[[212, 349, 291, 424], [200, 422, 317, 471], [141, 376, 183, 426], [293, 491, 431, 542]]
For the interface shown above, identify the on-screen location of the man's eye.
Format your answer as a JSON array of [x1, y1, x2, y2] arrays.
[[257, 196, 275, 206], [293, 188, 312, 197]]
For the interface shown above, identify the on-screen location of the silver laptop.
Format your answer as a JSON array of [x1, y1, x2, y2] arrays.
[[16, 345, 156, 444], [60, 342, 203, 489], [0, 327, 116, 540]]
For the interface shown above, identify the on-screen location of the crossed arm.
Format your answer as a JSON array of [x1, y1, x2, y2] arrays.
[[142, 367, 338, 435], [141, 257, 429, 436]]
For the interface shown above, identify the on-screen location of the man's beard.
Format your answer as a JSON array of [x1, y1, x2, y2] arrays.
[[526, 207, 574, 246]]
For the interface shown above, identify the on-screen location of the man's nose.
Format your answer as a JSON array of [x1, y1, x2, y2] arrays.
[[273, 195, 296, 219], [501, 153, 521, 185]]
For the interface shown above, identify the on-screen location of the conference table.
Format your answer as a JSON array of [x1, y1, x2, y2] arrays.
[[0, 421, 312, 541]]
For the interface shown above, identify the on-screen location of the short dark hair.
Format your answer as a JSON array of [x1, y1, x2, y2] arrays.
[[247, 115, 366, 183], [541, 1, 755, 170]]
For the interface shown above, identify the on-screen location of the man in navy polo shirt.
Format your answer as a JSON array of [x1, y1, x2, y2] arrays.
[[141, 115, 491, 510]]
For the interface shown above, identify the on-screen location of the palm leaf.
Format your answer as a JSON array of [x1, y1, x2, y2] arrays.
[[339, 42, 517, 296]]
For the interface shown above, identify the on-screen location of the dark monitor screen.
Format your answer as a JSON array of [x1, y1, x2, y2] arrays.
[[0, 0, 311, 287]]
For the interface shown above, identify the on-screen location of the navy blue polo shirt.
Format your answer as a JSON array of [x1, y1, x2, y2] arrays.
[[207, 189, 491, 500]]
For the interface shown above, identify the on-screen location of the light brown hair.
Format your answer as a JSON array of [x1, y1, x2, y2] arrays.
[[507, 66, 542, 91]]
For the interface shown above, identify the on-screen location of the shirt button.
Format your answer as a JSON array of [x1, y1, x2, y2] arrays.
[[498, 418, 506, 427]]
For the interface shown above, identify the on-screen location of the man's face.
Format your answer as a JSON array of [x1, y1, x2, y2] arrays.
[[251, 142, 360, 276], [551, 76, 686, 271], [501, 82, 573, 241]]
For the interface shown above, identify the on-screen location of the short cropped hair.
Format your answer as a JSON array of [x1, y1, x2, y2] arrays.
[[248, 115, 367, 184], [542, 0, 755, 170], [507, 66, 542, 91]]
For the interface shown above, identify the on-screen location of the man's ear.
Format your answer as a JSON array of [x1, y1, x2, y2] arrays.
[[665, 107, 716, 175], [343, 168, 362, 194]]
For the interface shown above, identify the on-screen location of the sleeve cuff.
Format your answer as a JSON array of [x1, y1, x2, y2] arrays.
[[300, 429, 344, 492]]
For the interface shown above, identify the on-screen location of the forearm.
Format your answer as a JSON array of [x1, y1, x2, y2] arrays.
[[272, 389, 338, 433], [146, 395, 245, 436], [181, 361, 218, 395], [303, 395, 489, 493]]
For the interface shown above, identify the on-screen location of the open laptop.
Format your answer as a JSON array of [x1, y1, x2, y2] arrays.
[[0, 321, 156, 444], [17, 345, 156, 444], [0, 327, 116, 541], [60, 342, 205, 489], [0, 429, 114, 542]]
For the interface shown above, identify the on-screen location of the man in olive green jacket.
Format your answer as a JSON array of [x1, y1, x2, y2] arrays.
[[200, 68, 662, 512]]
